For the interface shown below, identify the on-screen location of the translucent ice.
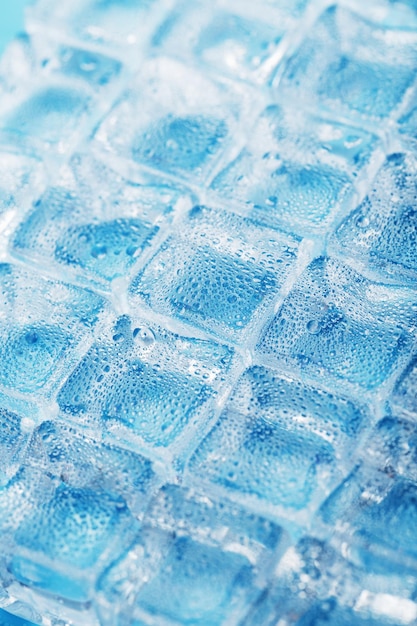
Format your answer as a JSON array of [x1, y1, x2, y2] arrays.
[[0, 263, 106, 397], [58, 314, 235, 454], [0, 421, 157, 604], [95, 58, 250, 184], [333, 152, 417, 283], [187, 366, 358, 521], [0, 0, 416, 624], [257, 257, 417, 390], [211, 105, 378, 235], [97, 485, 287, 625], [11, 155, 181, 285], [278, 5, 417, 120], [152, 0, 308, 82], [130, 204, 301, 343]]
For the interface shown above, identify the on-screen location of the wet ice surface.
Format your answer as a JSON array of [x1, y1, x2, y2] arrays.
[[0, 0, 417, 624]]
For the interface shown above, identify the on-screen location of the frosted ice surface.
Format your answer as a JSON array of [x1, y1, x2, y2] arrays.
[[257, 257, 417, 390], [130, 204, 302, 343], [0, 0, 416, 624], [278, 5, 417, 121], [332, 152, 417, 284], [211, 105, 380, 235]]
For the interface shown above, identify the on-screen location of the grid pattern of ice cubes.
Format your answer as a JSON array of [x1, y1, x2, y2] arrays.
[[0, 0, 416, 624]]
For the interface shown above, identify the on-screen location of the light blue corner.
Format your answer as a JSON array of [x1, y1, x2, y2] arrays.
[[0, 1, 30, 55]]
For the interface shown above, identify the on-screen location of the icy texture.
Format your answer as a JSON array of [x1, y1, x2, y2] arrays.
[[130, 204, 301, 343], [333, 152, 417, 283], [11, 155, 180, 285], [257, 257, 417, 390], [0, 0, 416, 625], [278, 5, 417, 121], [211, 105, 379, 235]]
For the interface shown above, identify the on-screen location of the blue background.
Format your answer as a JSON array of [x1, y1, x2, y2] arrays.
[[0, 1, 30, 54]]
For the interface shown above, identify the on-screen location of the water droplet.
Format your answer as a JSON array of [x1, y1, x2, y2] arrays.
[[355, 215, 370, 229], [133, 326, 155, 346], [91, 244, 107, 259], [306, 320, 320, 334], [25, 331, 39, 344]]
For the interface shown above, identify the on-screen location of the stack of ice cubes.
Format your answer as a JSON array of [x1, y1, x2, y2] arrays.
[[0, 0, 416, 624]]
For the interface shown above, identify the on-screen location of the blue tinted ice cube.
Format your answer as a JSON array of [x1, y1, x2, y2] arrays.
[[320, 469, 417, 575], [0, 263, 105, 397], [54, 46, 123, 86], [136, 536, 253, 625], [25, 420, 158, 514], [130, 205, 301, 343], [213, 365, 366, 450], [363, 416, 417, 482], [98, 485, 285, 626], [153, 1, 307, 83], [257, 257, 416, 390], [356, 478, 417, 569], [11, 155, 178, 284], [58, 315, 235, 453], [1, 324, 71, 393], [333, 153, 417, 284], [103, 362, 213, 447], [211, 105, 378, 234], [0, 422, 154, 603], [11, 485, 133, 602], [238, 537, 340, 626], [95, 58, 249, 184], [188, 366, 340, 518], [278, 6, 417, 120], [133, 113, 228, 176], [147, 484, 286, 555], [2, 85, 90, 149]]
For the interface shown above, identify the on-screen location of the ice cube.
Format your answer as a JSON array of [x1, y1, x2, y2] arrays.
[[24, 420, 160, 514], [277, 5, 417, 120], [0, 263, 106, 398], [0, 421, 156, 604], [11, 154, 182, 286], [95, 57, 252, 185], [57, 314, 236, 456], [363, 416, 417, 482], [130, 204, 302, 343], [333, 152, 417, 284], [211, 104, 379, 235], [152, 0, 308, 83], [27, 0, 173, 54], [187, 365, 344, 523], [257, 257, 417, 391], [320, 467, 417, 576], [52, 46, 123, 87], [97, 485, 287, 626], [1, 84, 91, 152]]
